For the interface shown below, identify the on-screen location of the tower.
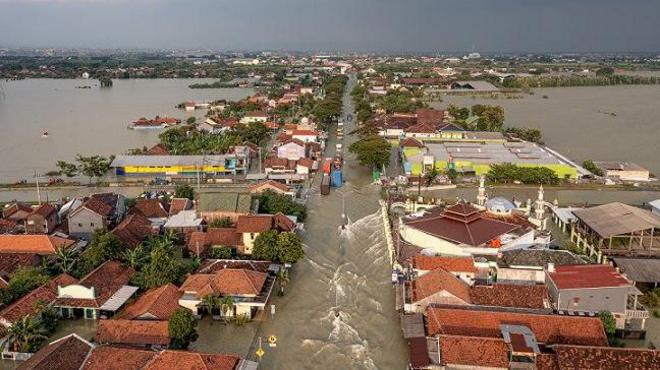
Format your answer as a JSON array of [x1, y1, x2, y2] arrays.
[[476, 175, 486, 207], [532, 185, 547, 230]]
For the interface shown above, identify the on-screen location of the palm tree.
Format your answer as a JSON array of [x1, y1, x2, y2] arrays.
[[122, 246, 146, 270], [53, 247, 79, 274], [424, 167, 440, 188], [276, 269, 290, 296], [201, 295, 221, 319], [219, 296, 234, 320], [5, 316, 48, 353]]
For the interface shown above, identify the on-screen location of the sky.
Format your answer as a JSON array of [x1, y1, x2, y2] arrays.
[[0, 0, 659, 53]]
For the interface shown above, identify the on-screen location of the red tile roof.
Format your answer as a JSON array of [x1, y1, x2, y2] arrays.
[[553, 344, 660, 370], [169, 198, 193, 216], [273, 212, 295, 232], [54, 260, 134, 309], [249, 180, 292, 194], [291, 129, 319, 136], [236, 215, 273, 233], [0, 252, 41, 279], [411, 268, 471, 303], [144, 350, 240, 370], [180, 268, 267, 297], [197, 260, 271, 274], [438, 335, 509, 368], [112, 212, 153, 249], [425, 307, 608, 347], [548, 264, 632, 290], [17, 334, 93, 370], [145, 143, 170, 155], [400, 137, 425, 148], [29, 203, 57, 218], [95, 319, 170, 346], [119, 283, 182, 320], [82, 346, 156, 370], [405, 202, 520, 247], [412, 255, 476, 273], [407, 337, 430, 368], [469, 284, 550, 309], [0, 235, 76, 254], [0, 274, 78, 324], [79, 197, 113, 217], [135, 199, 169, 218], [187, 228, 242, 256]]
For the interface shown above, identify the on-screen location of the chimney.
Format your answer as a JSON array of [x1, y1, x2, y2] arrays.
[[547, 262, 555, 273]]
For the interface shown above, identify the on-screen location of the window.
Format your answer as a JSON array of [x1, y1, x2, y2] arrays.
[[78, 223, 83, 227], [90, 223, 95, 227]]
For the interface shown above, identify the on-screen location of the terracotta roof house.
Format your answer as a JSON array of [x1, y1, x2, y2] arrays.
[[82, 346, 156, 370], [0, 235, 76, 255], [179, 268, 274, 319], [68, 193, 126, 241], [249, 180, 294, 197], [547, 344, 660, 370], [236, 215, 274, 254], [187, 228, 242, 257], [0, 218, 19, 234], [0, 274, 78, 331], [291, 129, 319, 143], [405, 268, 550, 313], [400, 137, 425, 148], [95, 319, 170, 348], [111, 212, 154, 249], [2, 202, 33, 223], [16, 334, 93, 370], [425, 306, 609, 347], [53, 260, 137, 320], [145, 143, 170, 155], [0, 253, 42, 283], [119, 283, 182, 321], [134, 198, 169, 224], [411, 255, 476, 284], [496, 249, 585, 284], [197, 259, 273, 274], [168, 198, 193, 217], [545, 264, 648, 331], [434, 334, 510, 369], [400, 202, 532, 257], [273, 212, 296, 232], [25, 203, 59, 234]]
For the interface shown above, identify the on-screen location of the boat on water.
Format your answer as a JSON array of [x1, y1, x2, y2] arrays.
[[41, 131, 49, 138], [128, 116, 181, 130]]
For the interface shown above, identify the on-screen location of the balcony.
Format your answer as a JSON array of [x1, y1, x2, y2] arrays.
[[625, 309, 650, 319]]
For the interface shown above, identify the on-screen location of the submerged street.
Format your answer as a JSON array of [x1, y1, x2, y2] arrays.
[[251, 75, 408, 369]]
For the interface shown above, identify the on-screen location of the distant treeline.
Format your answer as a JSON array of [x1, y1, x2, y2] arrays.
[[503, 74, 660, 88]]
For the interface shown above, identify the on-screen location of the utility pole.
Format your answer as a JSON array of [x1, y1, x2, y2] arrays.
[[196, 162, 201, 190], [34, 169, 42, 205]]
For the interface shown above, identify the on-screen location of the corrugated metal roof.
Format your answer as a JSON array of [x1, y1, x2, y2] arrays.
[[573, 202, 660, 237], [99, 285, 139, 311], [111, 155, 235, 167], [612, 257, 660, 283]]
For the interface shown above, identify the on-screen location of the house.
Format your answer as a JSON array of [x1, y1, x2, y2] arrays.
[[0, 274, 78, 334], [25, 204, 58, 234], [249, 180, 295, 197], [240, 110, 268, 124], [187, 228, 242, 257], [263, 157, 296, 174], [2, 202, 33, 225], [0, 234, 76, 256], [410, 255, 476, 284], [0, 218, 19, 234], [650, 198, 660, 215], [404, 268, 550, 313], [450, 80, 499, 91], [276, 139, 306, 160], [163, 210, 204, 236], [593, 161, 650, 182], [134, 199, 169, 227], [95, 320, 170, 349], [539, 344, 660, 370], [296, 158, 315, 175], [291, 129, 319, 143], [0, 253, 42, 285], [111, 212, 153, 249], [570, 202, 660, 261], [400, 202, 534, 257], [68, 193, 126, 240], [20, 338, 256, 370], [53, 260, 137, 320], [118, 283, 182, 321], [168, 198, 193, 217], [197, 192, 254, 223], [496, 249, 585, 284], [236, 215, 273, 254], [179, 268, 275, 319], [425, 306, 609, 347], [16, 333, 93, 370], [145, 143, 169, 155], [545, 264, 649, 331]]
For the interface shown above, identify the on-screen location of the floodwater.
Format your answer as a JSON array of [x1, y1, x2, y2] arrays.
[[249, 74, 407, 369], [0, 79, 253, 182], [432, 85, 660, 175]]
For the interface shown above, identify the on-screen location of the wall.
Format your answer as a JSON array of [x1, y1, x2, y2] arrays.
[[58, 284, 95, 299], [399, 225, 467, 256], [68, 208, 105, 240]]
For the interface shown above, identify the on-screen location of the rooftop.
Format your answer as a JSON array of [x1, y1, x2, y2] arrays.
[[95, 319, 170, 346], [547, 264, 632, 290], [498, 249, 584, 268], [197, 192, 253, 213], [16, 334, 92, 370], [119, 283, 182, 320], [572, 202, 660, 238], [0, 235, 76, 255], [180, 268, 268, 297], [426, 141, 564, 166], [412, 255, 476, 273]]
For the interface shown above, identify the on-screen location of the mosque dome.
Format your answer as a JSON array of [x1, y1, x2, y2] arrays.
[[485, 197, 517, 214]]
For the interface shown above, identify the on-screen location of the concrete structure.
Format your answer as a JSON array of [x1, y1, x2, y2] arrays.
[[111, 152, 250, 177], [594, 161, 650, 182]]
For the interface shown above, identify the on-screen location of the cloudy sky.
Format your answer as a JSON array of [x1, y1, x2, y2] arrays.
[[1, 0, 659, 52]]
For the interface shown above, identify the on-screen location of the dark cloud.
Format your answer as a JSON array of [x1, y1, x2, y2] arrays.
[[1, 0, 659, 52]]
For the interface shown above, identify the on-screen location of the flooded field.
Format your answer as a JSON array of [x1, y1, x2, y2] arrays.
[[432, 85, 660, 175], [0, 79, 253, 182]]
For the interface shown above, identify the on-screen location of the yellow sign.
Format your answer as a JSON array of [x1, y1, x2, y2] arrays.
[[255, 347, 265, 359]]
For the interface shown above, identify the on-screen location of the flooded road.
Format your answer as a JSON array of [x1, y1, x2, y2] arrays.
[[252, 75, 408, 369], [0, 78, 253, 182]]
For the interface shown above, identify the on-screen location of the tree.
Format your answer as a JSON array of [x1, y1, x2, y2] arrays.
[[174, 184, 195, 200], [76, 230, 122, 276], [209, 217, 233, 228], [99, 77, 113, 88], [276, 269, 290, 296], [7, 267, 49, 301], [258, 190, 307, 221], [201, 294, 221, 317], [219, 296, 234, 318], [139, 236, 186, 289], [75, 154, 114, 183], [424, 167, 440, 187], [252, 230, 280, 262], [276, 232, 304, 264], [168, 308, 198, 349], [349, 136, 391, 169], [597, 311, 617, 337], [52, 247, 79, 274], [6, 316, 49, 353], [186, 116, 197, 125], [447, 104, 470, 121], [55, 160, 78, 178], [208, 247, 232, 259], [472, 104, 505, 131], [121, 245, 149, 270], [582, 160, 604, 177]]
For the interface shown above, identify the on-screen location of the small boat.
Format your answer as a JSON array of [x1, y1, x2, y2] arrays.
[[41, 131, 49, 138]]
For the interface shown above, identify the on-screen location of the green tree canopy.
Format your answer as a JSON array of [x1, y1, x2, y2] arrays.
[[257, 190, 307, 221], [168, 308, 198, 349], [174, 184, 195, 200], [349, 136, 391, 169], [276, 232, 304, 264], [252, 230, 280, 262]]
